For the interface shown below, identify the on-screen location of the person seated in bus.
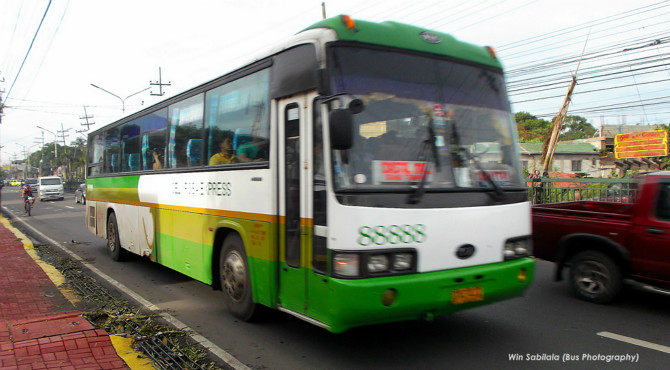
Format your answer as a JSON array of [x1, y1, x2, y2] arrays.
[[209, 133, 236, 165], [151, 148, 163, 169], [237, 135, 268, 162]]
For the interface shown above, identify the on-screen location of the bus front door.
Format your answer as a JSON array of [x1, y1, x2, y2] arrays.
[[278, 99, 308, 314]]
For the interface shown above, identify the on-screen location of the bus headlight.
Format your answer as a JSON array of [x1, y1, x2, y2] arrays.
[[334, 253, 360, 277], [332, 249, 416, 278], [392, 253, 413, 270], [368, 254, 389, 273], [504, 236, 532, 260]]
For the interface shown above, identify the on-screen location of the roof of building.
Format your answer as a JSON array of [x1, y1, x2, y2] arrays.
[[601, 124, 664, 138], [519, 142, 599, 154]]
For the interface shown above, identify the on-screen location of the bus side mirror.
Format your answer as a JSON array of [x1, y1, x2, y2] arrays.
[[329, 109, 353, 150]]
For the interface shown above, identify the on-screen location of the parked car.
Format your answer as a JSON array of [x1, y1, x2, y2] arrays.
[[533, 171, 670, 303], [75, 183, 86, 204]]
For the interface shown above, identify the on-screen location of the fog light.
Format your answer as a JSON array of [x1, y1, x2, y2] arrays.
[[393, 253, 413, 270], [382, 289, 397, 306], [368, 254, 389, 273], [334, 253, 359, 277], [517, 268, 527, 282]]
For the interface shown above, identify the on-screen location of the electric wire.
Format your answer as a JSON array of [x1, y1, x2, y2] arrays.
[[4, 0, 52, 105]]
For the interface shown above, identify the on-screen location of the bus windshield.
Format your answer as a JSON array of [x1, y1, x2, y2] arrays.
[[327, 45, 524, 192]]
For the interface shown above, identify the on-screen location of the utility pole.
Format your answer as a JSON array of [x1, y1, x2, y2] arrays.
[[0, 72, 5, 125], [34, 134, 44, 177], [58, 123, 71, 178], [79, 106, 95, 130], [150, 67, 171, 96], [58, 123, 70, 147], [540, 76, 577, 174], [322, 2, 327, 19], [540, 31, 590, 174]]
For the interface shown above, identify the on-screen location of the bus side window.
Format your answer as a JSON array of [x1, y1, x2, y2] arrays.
[[187, 139, 203, 166], [139, 108, 168, 171], [168, 94, 204, 168], [104, 128, 120, 174], [204, 69, 270, 165]]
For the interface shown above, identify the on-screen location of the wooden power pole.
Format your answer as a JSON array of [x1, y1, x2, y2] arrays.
[[540, 76, 577, 174], [540, 31, 590, 174]]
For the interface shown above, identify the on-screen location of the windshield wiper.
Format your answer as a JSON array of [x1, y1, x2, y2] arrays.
[[407, 118, 440, 204], [450, 121, 504, 201], [459, 148, 505, 201]]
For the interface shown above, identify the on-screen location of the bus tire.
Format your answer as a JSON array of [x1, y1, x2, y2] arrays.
[[569, 250, 622, 304], [107, 213, 126, 262], [219, 233, 257, 321]]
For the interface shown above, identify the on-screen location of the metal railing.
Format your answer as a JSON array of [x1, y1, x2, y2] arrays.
[[526, 177, 639, 205]]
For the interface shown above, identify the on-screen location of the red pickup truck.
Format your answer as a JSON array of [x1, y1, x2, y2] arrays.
[[532, 171, 670, 303]]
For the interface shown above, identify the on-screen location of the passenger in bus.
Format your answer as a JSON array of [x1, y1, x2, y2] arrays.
[[209, 133, 236, 165], [237, 135, 267, 162], [151, 149, 163, 169]]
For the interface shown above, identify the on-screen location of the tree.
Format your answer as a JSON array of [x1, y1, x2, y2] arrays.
[[28, 138, 87, 179], [515, 111, 551, 142], [560, 115, 596, 140]]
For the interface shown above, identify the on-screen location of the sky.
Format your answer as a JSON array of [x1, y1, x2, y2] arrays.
[[1, 0, 668, 164]]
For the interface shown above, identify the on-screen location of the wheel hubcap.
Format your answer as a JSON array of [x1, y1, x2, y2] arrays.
[[108, 224, 117, 252], [222, 251, 247, 303], [575, 261, 610, 294]]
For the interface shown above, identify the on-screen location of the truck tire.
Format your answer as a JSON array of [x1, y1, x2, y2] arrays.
[[569, 250, 622, 304], [219, 233, 258, 321]]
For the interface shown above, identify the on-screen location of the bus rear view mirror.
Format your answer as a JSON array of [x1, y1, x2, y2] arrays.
[[329, 109, 354, 150]]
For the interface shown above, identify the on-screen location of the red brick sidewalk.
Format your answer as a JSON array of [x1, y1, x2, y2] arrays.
[[0, 217, 128, 369]]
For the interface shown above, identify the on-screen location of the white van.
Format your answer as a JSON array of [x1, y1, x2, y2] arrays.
[[38, 176, 65, 201]]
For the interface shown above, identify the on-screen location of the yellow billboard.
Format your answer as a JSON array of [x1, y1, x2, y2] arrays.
[[615, 129, 668, 159]]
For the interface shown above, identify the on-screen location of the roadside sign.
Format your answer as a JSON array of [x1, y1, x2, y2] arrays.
[[614, 129, 668, 159]]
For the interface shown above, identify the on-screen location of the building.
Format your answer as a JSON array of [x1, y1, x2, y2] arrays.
[[519, 141, 604, 177], [519, 124, 667, 178]]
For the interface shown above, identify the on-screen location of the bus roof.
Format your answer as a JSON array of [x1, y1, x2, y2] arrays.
[[303, 15, 502, 69]]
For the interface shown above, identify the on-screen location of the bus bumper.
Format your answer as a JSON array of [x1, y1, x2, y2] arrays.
[[317, 257, 535, 333]]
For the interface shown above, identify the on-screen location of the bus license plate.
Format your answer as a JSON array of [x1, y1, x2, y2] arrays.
[[452, 286, 484, 304]]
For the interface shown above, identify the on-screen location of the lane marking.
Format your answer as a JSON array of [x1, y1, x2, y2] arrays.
[[65, 206, 74, 209], [598, 332, 670, 354], [2, 206, 251, 370]]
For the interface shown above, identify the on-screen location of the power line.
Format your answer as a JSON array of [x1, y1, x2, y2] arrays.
[[4, 0, 51, 106]]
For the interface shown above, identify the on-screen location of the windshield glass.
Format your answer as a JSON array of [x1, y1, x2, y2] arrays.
[[327, 46, 523, 192], [41, 178, 62, 186]]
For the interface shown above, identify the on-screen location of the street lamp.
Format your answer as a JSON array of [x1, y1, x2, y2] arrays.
[[15, 143, 32, 177], [36, 125, 58, 161], [90, 83, 150, 113]]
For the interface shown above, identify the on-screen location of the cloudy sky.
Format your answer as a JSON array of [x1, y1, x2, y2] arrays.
[[1, 0, 668, 163]]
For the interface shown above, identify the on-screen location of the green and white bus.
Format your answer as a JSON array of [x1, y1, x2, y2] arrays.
[[85, 15, 534, 333]]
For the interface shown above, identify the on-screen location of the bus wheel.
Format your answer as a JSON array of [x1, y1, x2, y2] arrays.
[[219, 233, 257, 321], [107, 213, 126, 262]]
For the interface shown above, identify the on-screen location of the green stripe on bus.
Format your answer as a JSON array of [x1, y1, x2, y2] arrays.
[[87, 177, 140, 202], [87, 176, 140, 188]]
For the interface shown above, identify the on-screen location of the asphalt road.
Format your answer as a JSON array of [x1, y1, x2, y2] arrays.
[[1, 187, 669, 369]]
